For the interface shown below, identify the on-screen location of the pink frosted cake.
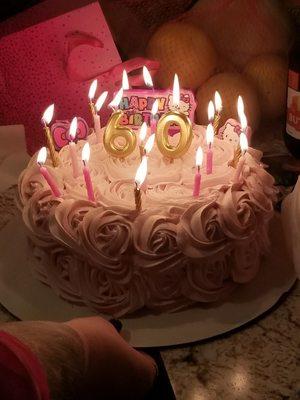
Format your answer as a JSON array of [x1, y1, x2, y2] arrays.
[[17, 125, 276, 317]]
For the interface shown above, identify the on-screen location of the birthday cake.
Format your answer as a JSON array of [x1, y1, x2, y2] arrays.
[[17, 124, 276, 317]]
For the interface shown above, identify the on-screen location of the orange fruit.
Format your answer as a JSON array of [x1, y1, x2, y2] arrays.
[[243, 54, 288, 119], [196, 72, 261, 130], [147, 21, 217, 90]]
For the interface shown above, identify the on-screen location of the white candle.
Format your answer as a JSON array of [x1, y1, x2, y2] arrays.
[[68, 117, 80, 178], [82, 143, 95, 202], [206, 123, 214, 175], [122, 70, 130, 90], [233, 132, 248, 183], [94, 91, 108, 142], [138, 122, 148, 158], [150, 99, 159, 134]]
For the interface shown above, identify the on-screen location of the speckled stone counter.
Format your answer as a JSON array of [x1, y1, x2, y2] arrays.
[[1, 283, 299, 399], [161, 281, 300, 400]]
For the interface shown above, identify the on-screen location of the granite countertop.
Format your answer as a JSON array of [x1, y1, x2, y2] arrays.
[[1, 283, 299, 399], [161, 281, 300, 400]]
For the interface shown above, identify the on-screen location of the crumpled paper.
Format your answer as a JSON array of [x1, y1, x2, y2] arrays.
[[282, 177, 300, 278]]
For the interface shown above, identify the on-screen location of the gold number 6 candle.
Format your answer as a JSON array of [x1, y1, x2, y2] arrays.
[[103, 88, 137, 158], [156, 74, 193, 159]]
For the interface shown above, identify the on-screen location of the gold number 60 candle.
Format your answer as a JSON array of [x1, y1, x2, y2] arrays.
[[156, 74, 193, 159], [103, 88, 137, 158]]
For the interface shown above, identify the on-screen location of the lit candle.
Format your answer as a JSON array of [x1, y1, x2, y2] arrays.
[[231, 96, 247, 166], [138, 122, 148, 159], [156, 74, 193, 159], [94, 91, 108, 142], [122, 70, 130, 90], [41, 104, 59, 167], [206, 123, 214, 175], [213, 91, 222, 135], [81, 142, 95, 202], [88, 79, 97, 115], [144, 134, 155, 156], [37, 147, 61, 197], [208, 100, 215, 124], [143, 65, 154, 93], [193, 146, 203, 197], [68, 117, 80, 178], [150, 99, 159, 134], [134, 156, 147, 212], [233, 132, 248, 183], [103, 88, 137, 158], [237, 95, 245, 116]]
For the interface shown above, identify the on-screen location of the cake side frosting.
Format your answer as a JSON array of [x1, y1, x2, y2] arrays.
[[17, 125, 277, 316]]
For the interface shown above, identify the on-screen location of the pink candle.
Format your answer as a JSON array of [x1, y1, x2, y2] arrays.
[[82, 142, 95, 202], [83, 164, 95, 201], [150, 99, 159, 134], [39, 166, 61, 197], [206, 123, 214, 175], [206, 146, 213, 175], [193, 172, 202, 197], [37, 147, 61, 197], [193, 146, 203, 197]]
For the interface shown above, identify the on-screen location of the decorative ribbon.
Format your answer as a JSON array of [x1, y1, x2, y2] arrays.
[[64, 31, 160, 88]]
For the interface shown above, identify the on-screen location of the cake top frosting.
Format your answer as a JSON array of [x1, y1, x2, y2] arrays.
[[17, 124, 277, 316]]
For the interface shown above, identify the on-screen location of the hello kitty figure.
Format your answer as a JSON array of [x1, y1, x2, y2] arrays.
[[218, 118, 252, 145], [168, 94, 191, 115]]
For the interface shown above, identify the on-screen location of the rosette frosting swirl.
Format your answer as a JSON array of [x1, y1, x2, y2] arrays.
[[18, 125, 276, 316]]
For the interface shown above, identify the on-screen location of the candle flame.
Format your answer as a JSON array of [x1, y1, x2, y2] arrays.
[[69, 117, 77, 140], [196, 146, 203, 167], [172, 74, 180, 107], [82, 142, 90, 163], [135, 156, 148, 188], [240, 112, 247, 131], [109, 88, 124, 109], [95, 91, 108, 112], [240, 132, 248, 152], [37, 147, 47, 165], [122, 70, 130, 90], [151, 99, 159, 115], [214, 91, 222, 112], [42, 104, 54, 125], [143, 66, 153, 88], [206, 123, 214, 145], [139, 122, 147, 143], [88, 79, 97, 100], [144, 134, 155, 155], [208, 101, 215, 122], [237, 95, 245, 117]]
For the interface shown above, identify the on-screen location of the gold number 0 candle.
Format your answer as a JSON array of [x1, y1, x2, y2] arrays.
[[103, 88, 137, 158], [156, 74, 193, 159]]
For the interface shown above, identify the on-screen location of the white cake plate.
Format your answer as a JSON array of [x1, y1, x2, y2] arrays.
[[0, 214, 296, 348]]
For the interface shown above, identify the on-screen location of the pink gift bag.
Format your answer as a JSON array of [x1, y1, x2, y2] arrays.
[[0, 1, 158, 155]]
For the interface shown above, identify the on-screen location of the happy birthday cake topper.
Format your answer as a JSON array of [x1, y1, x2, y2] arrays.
[[117, 89, 196, 128]]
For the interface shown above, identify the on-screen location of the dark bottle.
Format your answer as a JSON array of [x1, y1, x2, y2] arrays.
[[284, 19, 300, 158]]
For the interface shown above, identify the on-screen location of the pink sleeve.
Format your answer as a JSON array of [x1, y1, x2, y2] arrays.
[[0, 330, 50, 400]]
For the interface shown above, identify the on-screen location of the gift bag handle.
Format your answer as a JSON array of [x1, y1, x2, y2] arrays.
[[64, 31, 160, 87]]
